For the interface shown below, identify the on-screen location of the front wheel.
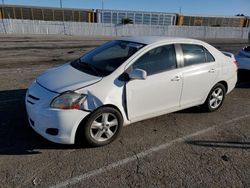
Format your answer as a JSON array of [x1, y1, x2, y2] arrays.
[[82, 107, 123, 147], [203, 83, 226, 112]]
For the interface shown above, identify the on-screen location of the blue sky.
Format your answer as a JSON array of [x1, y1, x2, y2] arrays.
[[2, 0, 250, 16]]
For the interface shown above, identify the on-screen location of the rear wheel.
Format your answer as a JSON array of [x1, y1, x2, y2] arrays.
[[82, 107, 123, 147], [203, 83, 226, 112]]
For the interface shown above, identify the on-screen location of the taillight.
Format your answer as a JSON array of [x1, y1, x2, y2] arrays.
[[233, 60, 238, 72]]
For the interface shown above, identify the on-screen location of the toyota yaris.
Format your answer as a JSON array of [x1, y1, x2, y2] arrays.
[[25, 37, 237, 146]]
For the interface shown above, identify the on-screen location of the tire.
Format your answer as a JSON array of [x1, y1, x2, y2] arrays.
[[203, 83, 226, 112], [81, 107, 123, 147]]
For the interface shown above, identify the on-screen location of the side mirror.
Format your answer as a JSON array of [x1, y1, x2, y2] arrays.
[[129, 68, 147, 80]]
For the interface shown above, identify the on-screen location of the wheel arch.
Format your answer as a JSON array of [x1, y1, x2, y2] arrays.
[[202, 81, 228, 112], [97, 104, 125, 123], [74, 104, 124, 144], [217, 80, 228, 93], [202, 80, 228, 105]]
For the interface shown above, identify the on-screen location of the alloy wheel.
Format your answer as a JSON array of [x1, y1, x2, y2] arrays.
[[209, 88, 224, 109], [90, 113, 119, 142]]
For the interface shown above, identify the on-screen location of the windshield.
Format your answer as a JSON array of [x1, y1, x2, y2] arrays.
[[71, 40, 144, 76]]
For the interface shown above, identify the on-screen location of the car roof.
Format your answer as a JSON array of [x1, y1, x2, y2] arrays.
[[119, 36, 203, 45]]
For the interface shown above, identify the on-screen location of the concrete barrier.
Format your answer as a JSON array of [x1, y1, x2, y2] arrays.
[[0, 19, 249, 39]]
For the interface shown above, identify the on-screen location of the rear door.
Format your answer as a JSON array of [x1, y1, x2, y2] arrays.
[[179, 44, 219, 107]]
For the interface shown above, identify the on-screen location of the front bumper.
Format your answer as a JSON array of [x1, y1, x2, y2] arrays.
[[25, 82, 90, 144]]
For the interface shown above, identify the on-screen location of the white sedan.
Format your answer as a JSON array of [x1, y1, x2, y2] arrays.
[[25, 36, 237, 146], [235, 46, 250, 70]]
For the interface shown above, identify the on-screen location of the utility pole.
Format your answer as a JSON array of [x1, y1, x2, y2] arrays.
[[179, 7, 182, 14], [60, 0, 62, 8]]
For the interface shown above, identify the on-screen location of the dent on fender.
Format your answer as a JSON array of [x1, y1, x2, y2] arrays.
[[82, 91, 103, 111], [81, 77, 129, 121], [79, 78, 129, 120]]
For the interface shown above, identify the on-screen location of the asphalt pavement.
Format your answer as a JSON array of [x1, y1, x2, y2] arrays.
[[0, 34, 249, 188]]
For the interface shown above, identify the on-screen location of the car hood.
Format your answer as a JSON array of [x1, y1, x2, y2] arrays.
[[36, 63, 102, 93]]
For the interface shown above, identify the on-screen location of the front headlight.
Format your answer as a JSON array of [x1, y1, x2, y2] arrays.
[[50, 91, 87, 110]]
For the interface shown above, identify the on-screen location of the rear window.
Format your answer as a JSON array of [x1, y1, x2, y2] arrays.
[[204, 48, 215, 62], [181, 44, 215, 66]]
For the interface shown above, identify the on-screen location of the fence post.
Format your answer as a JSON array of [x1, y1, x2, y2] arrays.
[[248, 31, 250, 44], [1, 6, 7, 33]]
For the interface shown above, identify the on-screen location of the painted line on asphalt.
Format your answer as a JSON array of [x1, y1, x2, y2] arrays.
[[50, 114, 250, 188]]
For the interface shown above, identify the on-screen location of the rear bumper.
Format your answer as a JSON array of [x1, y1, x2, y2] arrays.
[[227, 73, 237, 94]]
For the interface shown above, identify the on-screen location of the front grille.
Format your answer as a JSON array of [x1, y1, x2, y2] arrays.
[[27, 100, 34, 105], [46, 128, 59, 136], [27, 93, 40, 105], [28, 94, 40, 101]]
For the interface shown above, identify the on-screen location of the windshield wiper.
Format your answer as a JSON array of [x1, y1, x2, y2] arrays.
[[75, 59, 102, 77]]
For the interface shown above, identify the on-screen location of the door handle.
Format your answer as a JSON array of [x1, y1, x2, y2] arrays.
[[208, 68, 216, 73], [171, 75, 181, 81]]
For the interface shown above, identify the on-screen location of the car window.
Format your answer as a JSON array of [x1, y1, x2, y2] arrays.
[[204, 48, 215, 62], [181, 44, 206, 66], [132, 44, 177, 76], [181, 44, 215, 66]]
